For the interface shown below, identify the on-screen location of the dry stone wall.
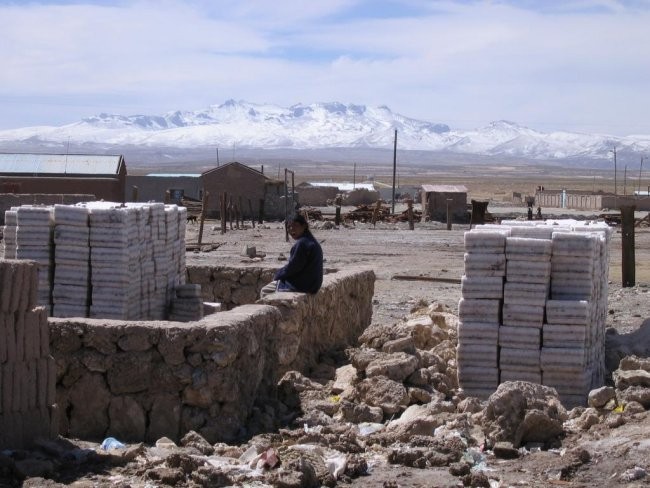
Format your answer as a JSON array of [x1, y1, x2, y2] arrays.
[[0, 259, 57, 449], [49, 267, 374, 443], [457, 219, 611, 408]]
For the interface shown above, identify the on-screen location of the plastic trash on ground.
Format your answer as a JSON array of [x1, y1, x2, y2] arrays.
[[100, 437, 125, 451]]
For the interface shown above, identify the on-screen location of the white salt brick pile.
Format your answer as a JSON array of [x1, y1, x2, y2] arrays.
[[14, 207, 54, 312], [3, 202, 188, 321], [500, 236, 552, 384], [0, 259, 57, 449], [52, 205, 90, 318], [169, 284, 204, 322], [458, 219, 611, 407], [457, 230, 507, 398], [2, 208, 17, 259]]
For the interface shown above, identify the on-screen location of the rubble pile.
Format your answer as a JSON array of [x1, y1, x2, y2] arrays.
[[458, 220, 611, 407], [2, 202, 190, 321]]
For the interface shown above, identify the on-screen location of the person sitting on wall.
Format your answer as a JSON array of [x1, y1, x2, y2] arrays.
[[260, 213, 323, 297]]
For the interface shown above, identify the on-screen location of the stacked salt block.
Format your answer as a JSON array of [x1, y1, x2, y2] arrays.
[[0, 260, 57, 449], [15, 207, 54, 312], [457, 230, 508, 398], [88, 204, 138, 319], [2, 208, 17, 259], [541, 227, 610, 407], [169, 284, 204, 322], [150, 203, 169, 320], [499, 237, 552, 384], [52, 205, 90, 318]]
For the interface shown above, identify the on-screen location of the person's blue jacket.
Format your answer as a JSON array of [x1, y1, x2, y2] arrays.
[[274, 231, 323, 293]]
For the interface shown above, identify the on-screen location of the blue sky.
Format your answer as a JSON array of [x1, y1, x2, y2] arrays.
[[1, 0, 649, 135]]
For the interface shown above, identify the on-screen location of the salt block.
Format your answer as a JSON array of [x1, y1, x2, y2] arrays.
[[461, 276, 504, 299], [541, 347, 587, 371], [506, 237, 552, 255], [498, 326, 540, 347], [53, 204, 89, 225], [543, 324, 588, 347], [464, 231, 507, 251], [458, 298, 501, 323], [499, 346, 540, 368], [502, 303, 544, 328], [500, 369, 542, 384], [457, 366, 499, 383], [458, 321, 499, 344], [456, 343, 498, 367]]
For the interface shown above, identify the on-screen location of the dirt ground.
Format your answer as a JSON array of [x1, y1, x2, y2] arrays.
[[3, 203, 650, 487]]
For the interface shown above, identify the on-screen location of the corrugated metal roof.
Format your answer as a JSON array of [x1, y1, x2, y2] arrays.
[[421, 184, 467, 193], [308, 182, 376, 192], [0, 153, 123, 175], [145, 173, 201, 178]]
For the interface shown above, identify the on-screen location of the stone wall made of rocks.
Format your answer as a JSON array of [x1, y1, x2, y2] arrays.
[[49, 267, 374, 444], [186, 265, 277, 310], [0, 259, 57, 449]]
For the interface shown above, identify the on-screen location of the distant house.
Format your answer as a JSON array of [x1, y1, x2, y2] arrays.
[[126, 174, 202, 203], [0, 153, 126, 202], [536, 188, 650, 211], [298, 181, 380, 206], [421, 184, 468, 222], [201, 162, 285, 219]]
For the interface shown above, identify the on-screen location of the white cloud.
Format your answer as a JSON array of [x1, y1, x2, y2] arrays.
[[0, 0, 649, 135]]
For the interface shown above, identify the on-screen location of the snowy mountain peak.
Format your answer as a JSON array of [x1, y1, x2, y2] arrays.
[[0, 100, 648, 164]]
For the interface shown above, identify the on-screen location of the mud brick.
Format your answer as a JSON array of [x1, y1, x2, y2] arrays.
[[0, 313, 6, 363], [11, 361, 21, 412], [47, 356, 56, 406], [37, 358, 48, 408], [25, 263, 39, 311], [19, 361, 30, 412], [24, 310, 38, 360], [15, 312, 25, 362], [49, 403, 59, 438], [0, 261, 13, 311], [1, 363, 12, 414], [5, 313, 16, 363], [9, 261, 25, 313], [17, 262, 36, 313], [27, 360, 37, 410], [38, 307, 49, 357]]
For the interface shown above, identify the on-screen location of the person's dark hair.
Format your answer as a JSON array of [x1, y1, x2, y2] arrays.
[[288, 213, 308, 227]]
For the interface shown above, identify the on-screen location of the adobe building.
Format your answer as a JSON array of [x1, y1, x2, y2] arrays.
[[201, 162, 285, 219], [535, 188, 650, 211], [421, 184, 469, 223], [0, 153, 126, 202]]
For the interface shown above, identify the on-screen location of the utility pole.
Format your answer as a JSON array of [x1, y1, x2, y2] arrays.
[[639, 156, 644, 194], [624, 165, 628, 196], [391, 129, 397, 214], [611, 147, 618, 195], [353, 162, 356, 190]]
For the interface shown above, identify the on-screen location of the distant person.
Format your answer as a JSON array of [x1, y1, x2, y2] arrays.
[[527, 207, 533, 220], [536, 206, 543, 220], [260, 214, 323, 297]]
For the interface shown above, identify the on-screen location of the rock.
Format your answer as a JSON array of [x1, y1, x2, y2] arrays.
[[180, 430, 214, 455], [619, 355, 650, 372], [482, 381, 567, 448], [493, 441, 519, 459], [381, 336, 415, 354], [338, 401, 384, 423], [156, 436, 178, 448], [385, 403, 455, 440], [331, 364, 358, 397], [575, 408, 601, 430], [618, 386, 650, 408], [350, 348, 382, 372], [457, 397, 484, 414], [14, 458, 55, 479], [365, 352, 419, 382], [190, 465, 232, 487], [68, 373, 111, 439], [145, 466, 185, 485], [356, 376, 409, 415], [588, 386, 616, 408], [614, 369, 650, 390], [108, 396, 146, 441]]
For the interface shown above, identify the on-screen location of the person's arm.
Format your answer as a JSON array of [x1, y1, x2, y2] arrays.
[[274, 239, 310, 281]]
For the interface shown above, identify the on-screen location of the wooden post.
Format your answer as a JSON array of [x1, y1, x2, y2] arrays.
[[164, 190, 171, 204], [258, 198, 265, 224], [248, 199, 255, 228], [470, 200, 489, 229], [446, 198, 453, 231], [198, 191, 209, 245], [335, 194, 342, 226], [406, 198, 414, 230], [371, 200, 382, 228], [621, 205, 636, 287], [238, 196, 244, 229], [132, 186, 138, 202], [220, 193, 227, 234], [228, 197, 234, 230]]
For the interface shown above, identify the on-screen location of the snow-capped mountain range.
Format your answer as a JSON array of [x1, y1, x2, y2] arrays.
[[1, 99, 648, 164]]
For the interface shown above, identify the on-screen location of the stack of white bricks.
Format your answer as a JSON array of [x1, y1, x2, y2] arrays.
[[457, 230, 507, 398], [52, 205, 90, 318], [3, 202, 188, 321], [15, 207, 54, 311], [0, 259, 57, 449], [458, 220, 611, 407], [2, 208, 17, 258]]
